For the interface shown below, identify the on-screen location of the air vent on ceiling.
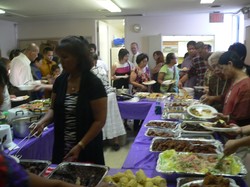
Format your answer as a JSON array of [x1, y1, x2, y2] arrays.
[[106, 14, 144, 17], [210, 5, 221, 8]]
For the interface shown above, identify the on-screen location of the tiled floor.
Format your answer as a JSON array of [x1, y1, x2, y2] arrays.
[[103, 129, 136, 168]]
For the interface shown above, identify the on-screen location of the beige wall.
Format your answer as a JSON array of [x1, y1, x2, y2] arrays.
[[124, 14, 236, 54], [1, 13, 250, 60], [0, 20, 18, 58], [18, 19, 96, 41]]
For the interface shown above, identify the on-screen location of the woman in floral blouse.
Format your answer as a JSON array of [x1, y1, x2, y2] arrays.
[[130, 53, 151, 94]]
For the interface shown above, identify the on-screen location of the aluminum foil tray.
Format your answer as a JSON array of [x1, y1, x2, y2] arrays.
[[180, 121, 213, 134], [180, 133, 214, 140], [156, 151, 247, 177], [150, 137, 223, 154], [145, 128, 181, 138], [47, 162, 109, 186], [20, 159, 51, 176], [176, 177, 239, 187], [145, 120, 179, 130]]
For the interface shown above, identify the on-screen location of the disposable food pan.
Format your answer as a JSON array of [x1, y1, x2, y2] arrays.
[[180, 133, 214, 140], [180, 121, 213, 134], [145, 120, 179, 130], [176, 177, 239, 187], [20, 159, 51, 176], [161, 111, 186, 121], [150, 137, 223, 154], [145, 128, 181, 138], [156, 151, 247, 177], [47, 162, 109, 186]]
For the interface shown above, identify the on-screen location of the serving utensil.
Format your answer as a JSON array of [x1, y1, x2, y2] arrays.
[[214, 154, 226, 169]]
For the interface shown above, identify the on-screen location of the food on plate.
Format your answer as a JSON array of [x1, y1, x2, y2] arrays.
[[134, 92, 150, 98], [146, 121, 177, 129], [181, 122, 211, 132], [174, 94, 193, 99], [19, 99, 51, 112], [204, 120, 233, 128], [146, 93, 163, 99], [190, 108, 202, 116], [187, 105, 217, 119], [200, 120, 240, 133], [151, 139, 217, 153], [103, 169, 167, 187], [157, 150, 242, 175], [146, 128, 177, 138]]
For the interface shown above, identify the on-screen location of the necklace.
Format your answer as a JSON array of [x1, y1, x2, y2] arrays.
[[216, 78, 227, 96]]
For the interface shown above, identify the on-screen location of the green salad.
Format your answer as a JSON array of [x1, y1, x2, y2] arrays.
[[157, 150, 242, 175]]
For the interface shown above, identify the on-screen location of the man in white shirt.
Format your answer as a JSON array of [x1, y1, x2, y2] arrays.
[[130, 42, 140, 65], [10, 43, 39, 87], [89, 43, 109, 75]]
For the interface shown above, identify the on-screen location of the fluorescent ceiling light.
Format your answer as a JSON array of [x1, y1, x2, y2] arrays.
[[200, 0, 215, 4], [96, 0, 121, 12], [0, 9, 5, 14]]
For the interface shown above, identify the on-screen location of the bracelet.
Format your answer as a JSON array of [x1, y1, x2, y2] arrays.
[[77, 141, 85, 149]]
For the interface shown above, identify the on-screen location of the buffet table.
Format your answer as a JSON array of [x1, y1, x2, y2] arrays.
[[121, 102, 249, 187], [118, 100, 153, 120], [3, 100, 154, 160], [5, 125, 54, 160]]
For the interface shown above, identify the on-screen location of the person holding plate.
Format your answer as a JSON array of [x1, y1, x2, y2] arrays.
[[111, 48, 134, 89], [223, 125, 250, 156], [157, 53, 179, 93], [130, 53, 151, 94], [217, 51, 250, 127]]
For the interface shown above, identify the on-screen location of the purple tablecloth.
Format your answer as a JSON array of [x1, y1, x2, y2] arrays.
[[118, 101, 153, 120], [121, 103, 248, 187], [4, 125, 54, 160]]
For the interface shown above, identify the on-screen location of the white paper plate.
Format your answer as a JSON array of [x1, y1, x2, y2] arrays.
[[142, 80, 156, 85], [199, 122, 240, 132], [178, 67, 189, 72], [187, 104, 217, 119], [11, 95, 29, 102], [115, 75, 129, 79], [162, 80, 175, 85]]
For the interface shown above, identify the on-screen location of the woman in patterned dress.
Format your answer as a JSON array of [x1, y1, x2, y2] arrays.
[[130, 53, 151, 94], [32, 36, 107, 164]]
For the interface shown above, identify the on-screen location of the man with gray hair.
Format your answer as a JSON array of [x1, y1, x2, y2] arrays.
[[10, 43, 39, 87], [130, 42, 140, 65]]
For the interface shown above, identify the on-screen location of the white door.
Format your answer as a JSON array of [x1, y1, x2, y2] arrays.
[[246, 26, 250, 66], [97, 20, 110, 77]]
